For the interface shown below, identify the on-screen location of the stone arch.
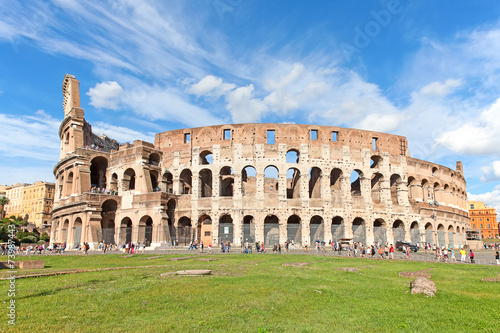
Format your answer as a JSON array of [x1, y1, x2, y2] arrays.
[[264, 215, 279, 246], [447, 225, 455, 248], [123, 168, 136, 191], [148, 153, 160, 166], [437, 223, 446, 247], [66, 172, 74, 196], [61, 219, 70, 243], [287, 215, 301, 245], [421, 179, 429, 201], [286, 149, 299, 163], [110, 173, 118, 192], [286, 168, 301, 199], [310, 215, 324, 244], [352, 217, 366, 244], [330, 168, 342, 193], [432, 166, 438, 176], [138, 215, 153, 246], [199, 169, 213, 198], [407, 176, 418, 200], [73, 217, 82, 247], [264, 165, 279, 194], [219, 166, 234, 197], [331, 216, 344, 241], [90, 156, 108, 189], [370, 155, 383, 168], [309, 167, 322, 198], [150, 170, 159, 192], [243, 215, 255, 244], [101, 199, 117, 244], [410, 221, 420, 244], [179, 169, 192, 194], [351, 170, 363, 197], [392, 220, 405, 243], [371, 172, 384, 204], [120, 217, 133, 244], [219, 214, 233, 243], [373, 218, 387, 244], [198, 214, 212, 246], [390, 174, 402, 205], [177, 216, 192, 245], [242, 166, 257, 196], [425, 222, 434, 245], [162, 171, 173, 193], [200, 150, 213, 165], [166, 199, 176, 243]]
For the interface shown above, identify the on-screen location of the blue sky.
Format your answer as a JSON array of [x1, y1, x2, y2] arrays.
[[1, 0, 500, 210]]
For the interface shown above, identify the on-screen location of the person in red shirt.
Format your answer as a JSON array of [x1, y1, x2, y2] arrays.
[[390, 244, 395, 259]]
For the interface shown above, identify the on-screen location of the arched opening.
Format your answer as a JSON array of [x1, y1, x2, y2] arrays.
[[421, 179, 429, 201], [392, 220, 405, 244], [138, 216, 153, 246], [66, 172, 74, 196], [149, 153, 160, 166], [310, 215, 324, 244], [150, 170, 159, 192], [264, 166, 279, 194], [352, 218, 366, 244], [179, 169, 192, 194], [330, 168, 342, 193], [219, 167, 234, 197], [286, 168, 301, 199], [198, 215, 212, 246], [437, 224, 445, 247], [243, 215, 255, 244], [162, 171, 173, 194], [166, 199, 176, 244], [410, 221, 419, 244], [287, 215, 301, 245], [61, 219, 69, 243], [432, 166, 438, 176], [390, 174, 402, 205], [373, 219, 387, 244], [351, 170, 363, 197], [219, 214, 233, 244], [370, 155, 382, 168], [199, 169, 213, 198], [425, 222, 433, 245], [110, 173, 118, 192], [177, 217, 192, 245], [434, 182, 442, 203], [242, 166, 256, 196], [448, 225, 455, 248], [120, 217, 133, 244], [264, 215, 279, 246], [371, 172, 383, 204], [90, 156, 108, 189], [331, 216, 344, 241], [309, 167, 322, 198], [123, 168, 136, 191], [73, 217, 82, 247], [286, 149, 299, 163], [456, 226, 462, 247], [101, 199, 117, 244], [407, 176, 416, 200], [200, 150, 213, 165]]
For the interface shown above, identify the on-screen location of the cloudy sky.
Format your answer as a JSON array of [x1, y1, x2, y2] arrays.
[[0, 0, 500, 210]]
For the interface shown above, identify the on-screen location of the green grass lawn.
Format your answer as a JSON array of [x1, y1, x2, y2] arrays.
[[2, 254, 499, 332]]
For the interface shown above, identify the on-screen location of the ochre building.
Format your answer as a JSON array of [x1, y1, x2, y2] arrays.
[[51, 74, 470, 249], [468, 201, 498, 239], [5, 182, 55, 226]]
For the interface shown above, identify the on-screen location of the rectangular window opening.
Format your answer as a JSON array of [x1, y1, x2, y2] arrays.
[[267, 130, 275, 144], [184, 133, 191, 143], [223, 129, 231, 140], [332, 131, 338, 141], [310, 129, 318, 140], [372, 137, 378, 151]]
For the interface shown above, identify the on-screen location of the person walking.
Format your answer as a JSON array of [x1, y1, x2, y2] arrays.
[[460, 248, 466, 262], [390, 244, 394, 259], [495, 251, 499, 265], [469, 250, 475, 264]]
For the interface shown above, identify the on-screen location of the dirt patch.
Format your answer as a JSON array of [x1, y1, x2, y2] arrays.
[[335, 267, 360, 272], [399, 270, 432, 279], [167, 257, 198, 261], [141, 256, 161, 260], [160, 272, 176, 277], [195, 258, 220, 262], [282, 262, 310, 267], [410, 277, 436, 297], [481, 277, 500, 282], [176, 269, 212, 276]]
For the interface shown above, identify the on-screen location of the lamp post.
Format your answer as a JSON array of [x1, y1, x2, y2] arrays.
[[427, 186, 438, 246]]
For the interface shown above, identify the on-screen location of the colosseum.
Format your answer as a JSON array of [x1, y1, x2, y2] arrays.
[[51, 74, 470, 250]]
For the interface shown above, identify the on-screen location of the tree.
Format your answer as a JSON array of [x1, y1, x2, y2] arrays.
[[0, 196, 9, 220]]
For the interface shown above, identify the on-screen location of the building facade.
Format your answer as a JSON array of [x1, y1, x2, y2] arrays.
[[4, 182, 55, 226], [468, 201, 498, 239], [5, 184, 26, 219], [51, 74, 470, 249]]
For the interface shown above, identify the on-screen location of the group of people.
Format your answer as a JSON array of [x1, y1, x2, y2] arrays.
[[123, 242, 146, 254], [83, 144, 102, 151], [89, 186, 118, 195]]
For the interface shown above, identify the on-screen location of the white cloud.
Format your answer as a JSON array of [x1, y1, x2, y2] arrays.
[[225, 85, 268, 123], [418, 79, 462, 97], [468, 184, 500, 213], [187, 75, 235, 97], [87, 81, 123, 110], [355, 113, 405, 133], [435, 98, 500, 155], [480, 161, 500, 182]]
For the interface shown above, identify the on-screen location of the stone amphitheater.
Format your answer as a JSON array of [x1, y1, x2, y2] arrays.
[[51, 74, 469, 249]]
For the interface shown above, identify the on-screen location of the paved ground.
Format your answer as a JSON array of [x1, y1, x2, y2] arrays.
[[7, 247, 500, 266]]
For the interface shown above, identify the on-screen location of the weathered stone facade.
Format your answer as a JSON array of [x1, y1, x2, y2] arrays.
[[51, 75, 469, 249]]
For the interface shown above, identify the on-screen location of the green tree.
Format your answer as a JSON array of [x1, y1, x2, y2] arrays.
[[0, 196, 9, 219]]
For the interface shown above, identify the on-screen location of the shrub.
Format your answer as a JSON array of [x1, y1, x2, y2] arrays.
[[20, 235, 38, 244]]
